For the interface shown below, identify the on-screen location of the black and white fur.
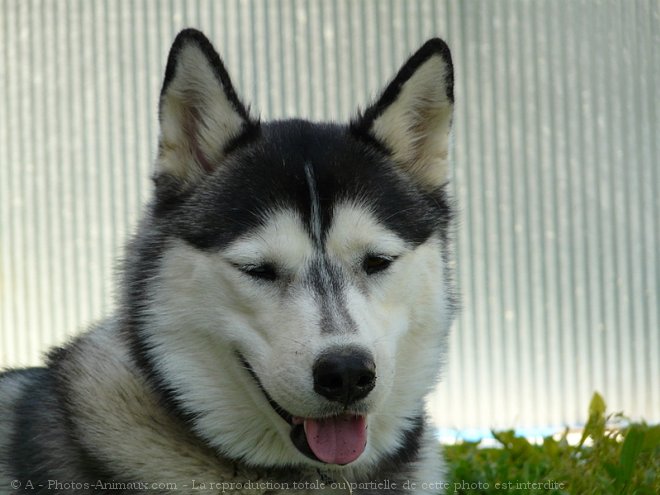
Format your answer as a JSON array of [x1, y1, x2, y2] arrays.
[[0, 30, 456, 494]]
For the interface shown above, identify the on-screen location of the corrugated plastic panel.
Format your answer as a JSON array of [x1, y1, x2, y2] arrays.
[[1, 0, 658, 430]]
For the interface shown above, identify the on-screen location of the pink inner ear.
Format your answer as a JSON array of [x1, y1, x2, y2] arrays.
[[194, 145, 214, 173], [182, 106, 215, 174]]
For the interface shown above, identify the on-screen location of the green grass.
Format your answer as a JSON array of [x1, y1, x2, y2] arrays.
[[444, 393, 659, 494]]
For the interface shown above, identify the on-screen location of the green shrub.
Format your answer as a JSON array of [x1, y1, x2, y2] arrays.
[[444, 393, 660, 494]]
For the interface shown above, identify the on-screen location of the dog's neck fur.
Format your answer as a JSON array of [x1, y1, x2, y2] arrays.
[[51, 323, 247, 487]]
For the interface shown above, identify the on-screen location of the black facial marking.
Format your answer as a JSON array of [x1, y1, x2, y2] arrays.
[[153, 119, 452, 252]]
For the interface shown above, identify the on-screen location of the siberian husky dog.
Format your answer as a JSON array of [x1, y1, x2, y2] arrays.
[[0, 29, 456, 494]]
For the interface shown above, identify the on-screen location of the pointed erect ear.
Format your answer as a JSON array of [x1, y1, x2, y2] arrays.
[[156, 29, 258, 184], [351, 39, 454, 189]]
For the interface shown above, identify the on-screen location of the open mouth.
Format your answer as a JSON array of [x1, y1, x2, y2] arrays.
[[239, 354, 368, 465], [291, 414, 367, 465]]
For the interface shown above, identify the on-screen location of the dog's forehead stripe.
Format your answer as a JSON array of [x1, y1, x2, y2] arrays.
[[304, 162, 323, 247]]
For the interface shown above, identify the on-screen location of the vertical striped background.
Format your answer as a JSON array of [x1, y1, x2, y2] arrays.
[[1, 0, 658, 431]]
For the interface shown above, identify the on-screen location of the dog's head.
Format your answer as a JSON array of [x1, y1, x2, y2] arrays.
[[127, 29, 455, 472]]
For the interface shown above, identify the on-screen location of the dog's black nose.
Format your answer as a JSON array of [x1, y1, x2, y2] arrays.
[[313, 348, 376, 405]]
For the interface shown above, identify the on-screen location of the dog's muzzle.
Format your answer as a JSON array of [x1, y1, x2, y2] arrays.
[[238, 349, 376, 465]]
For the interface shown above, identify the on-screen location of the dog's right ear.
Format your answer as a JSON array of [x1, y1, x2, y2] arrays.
[[155, 29, 257, 186], [351, 39, 454, 190]]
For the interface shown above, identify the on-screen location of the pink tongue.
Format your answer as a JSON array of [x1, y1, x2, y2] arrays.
[[303, 415, 367, 465]]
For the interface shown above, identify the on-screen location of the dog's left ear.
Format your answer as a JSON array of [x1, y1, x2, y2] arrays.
[[156, 29, 257, 185], [352, 39, 454, 189]]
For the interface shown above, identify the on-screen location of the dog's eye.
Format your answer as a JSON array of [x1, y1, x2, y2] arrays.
[[362, 255, 396, 275], [240, 263, 278, 281]]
